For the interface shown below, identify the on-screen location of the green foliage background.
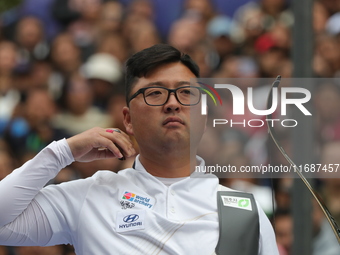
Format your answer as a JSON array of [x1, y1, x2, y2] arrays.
[[0, 0, 22, 14]]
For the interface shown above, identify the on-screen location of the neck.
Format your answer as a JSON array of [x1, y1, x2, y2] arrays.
[[139, 150, 198, 178]]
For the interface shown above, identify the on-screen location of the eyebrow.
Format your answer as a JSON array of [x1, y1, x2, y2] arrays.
[[144, 81, 192, 87]]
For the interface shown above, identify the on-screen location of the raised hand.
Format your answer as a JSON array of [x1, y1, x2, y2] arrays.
[[66, 127, 136, 162]]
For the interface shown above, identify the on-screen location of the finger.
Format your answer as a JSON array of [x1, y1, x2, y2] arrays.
[[96, 135, 125, 159], [104, 128, 134, 147], [98, 134, 126, 160], [101, 128, 136, 158], [114, 143, 126, 161], [106, 129, 127, 160], [105, 128, 131, 140], [96, 147, 117, 159]]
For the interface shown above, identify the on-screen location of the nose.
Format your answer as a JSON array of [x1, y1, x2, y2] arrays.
[[164, 92, 180, 112]]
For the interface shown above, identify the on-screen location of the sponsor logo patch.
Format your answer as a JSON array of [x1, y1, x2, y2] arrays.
[[221, 195, 253, 211], [120, 191, 154, 209], [116, 210, 145, 233]]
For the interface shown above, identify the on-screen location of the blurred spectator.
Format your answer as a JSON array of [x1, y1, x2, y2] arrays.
[[66, 0, 104, 60], [273, 208, 292, 255], [273, 202, 340, 255], [0, 41, 17, 76], [0, 41, 20, 134], [52, 71, 111, 136], [122, 0, 158, 54], [168, 13, 206, 54], [213, 55, 259, 78], [183, 0, 216, 25], [313, 82, 340, 144], [188, 41, 218, 77], [232, 3, 267, 55], [232, 0, 293, 56], [315, 34, 340, 77], [126, 0, 154, 20], [96, 1, 124, 37], [28, 60, 54, 90], [49, 32, 82, 99], [10, 14, 66, 97], [273, 58, 292, 78], [313, 53, 334, 78], [4, 88, 67, 162], [314, 1, 330, 35], [129, 19, 161, 53], [266, 22, 291, 53], [319, 141, 340, 224], [96, 33, 129, 64], [14, 16, 49, 69], [50, 33, 82, 76], [260, 0, 291, 19], [14, 60, 55, 96], [257, 47, 288, 77], [82, 52, 123, 110], [206, 15, 235, 69], [273, 178, 292, 210], [20, 0, 62, 41]]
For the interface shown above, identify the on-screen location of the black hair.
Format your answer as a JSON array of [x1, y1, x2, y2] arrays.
[[125, 44, 200, 105]]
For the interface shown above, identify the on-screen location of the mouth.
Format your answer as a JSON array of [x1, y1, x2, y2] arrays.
[[162, 116, 185, 126]]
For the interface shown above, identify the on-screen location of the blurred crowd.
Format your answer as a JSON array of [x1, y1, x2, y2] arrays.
[[1, 0, 340, 254]]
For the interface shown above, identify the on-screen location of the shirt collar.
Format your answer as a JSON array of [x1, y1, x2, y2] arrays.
[[132, 154, 212, 178]]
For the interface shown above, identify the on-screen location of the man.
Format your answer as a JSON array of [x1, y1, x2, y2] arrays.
[[0, 44, 279, 254]]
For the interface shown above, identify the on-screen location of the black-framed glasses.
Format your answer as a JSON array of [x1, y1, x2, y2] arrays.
[[128, 86, 202, 106]]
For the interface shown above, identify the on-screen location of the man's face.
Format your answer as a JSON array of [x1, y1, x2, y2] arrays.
[[123, 62, 206, 156]]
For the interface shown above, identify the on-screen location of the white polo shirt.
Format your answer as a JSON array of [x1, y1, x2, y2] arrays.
[[30, 140, 278, 254]]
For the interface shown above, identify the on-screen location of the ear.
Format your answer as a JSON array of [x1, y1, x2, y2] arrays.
[[123, 106, 134, 135]]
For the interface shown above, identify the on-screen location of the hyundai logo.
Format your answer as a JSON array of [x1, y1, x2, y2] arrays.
[[123, 214, 139, 223]]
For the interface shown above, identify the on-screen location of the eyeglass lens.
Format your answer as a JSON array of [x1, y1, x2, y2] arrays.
[[144, 87, 201, 106]]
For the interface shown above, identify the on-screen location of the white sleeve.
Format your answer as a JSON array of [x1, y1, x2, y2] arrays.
[[0, 199, 52, 246], [257, 202, 279, 255], [0, 139, 73, 227], [0, 139, 74, 246]]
